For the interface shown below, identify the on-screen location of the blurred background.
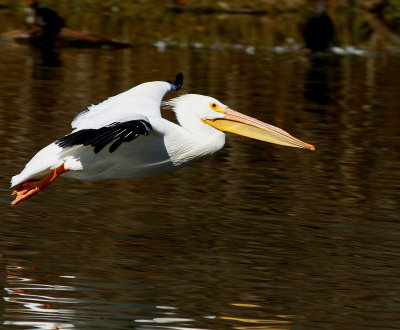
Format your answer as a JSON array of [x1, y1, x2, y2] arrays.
[[2, 0, 400, 51], [0, 1, 399, 329]]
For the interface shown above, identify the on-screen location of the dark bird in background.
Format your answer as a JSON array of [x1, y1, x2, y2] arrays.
[[1, 0, 129, 49], [303, 0, 335, 52], [25, 0, 65, 47]]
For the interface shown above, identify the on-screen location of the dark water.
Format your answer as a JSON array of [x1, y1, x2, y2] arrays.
[[1, 10, 400, 330]]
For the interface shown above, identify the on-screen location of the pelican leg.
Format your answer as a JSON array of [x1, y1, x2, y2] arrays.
[[11, 164, 68, 206]]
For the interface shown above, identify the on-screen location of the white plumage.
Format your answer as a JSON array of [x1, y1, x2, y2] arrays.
[[11, 73, 314, 205]]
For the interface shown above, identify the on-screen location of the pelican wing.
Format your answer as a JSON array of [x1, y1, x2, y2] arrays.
[[72, 73, 183, 130]]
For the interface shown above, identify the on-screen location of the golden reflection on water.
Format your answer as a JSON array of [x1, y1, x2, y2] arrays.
[[219, 303, 295, 329]]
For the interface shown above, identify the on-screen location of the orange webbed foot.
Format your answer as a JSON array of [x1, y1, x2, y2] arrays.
[[11, 164, 68, 206], [11, 182, 41, 206]]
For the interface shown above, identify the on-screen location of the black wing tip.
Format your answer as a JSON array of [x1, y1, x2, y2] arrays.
[[167, 72, 184, 91], [55, 119, 152, 154]]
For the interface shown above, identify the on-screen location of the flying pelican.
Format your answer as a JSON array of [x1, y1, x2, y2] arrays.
[[10, 73, 315, 206]]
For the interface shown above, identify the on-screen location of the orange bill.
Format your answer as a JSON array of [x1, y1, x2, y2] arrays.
[[204, 108, 315, 150]]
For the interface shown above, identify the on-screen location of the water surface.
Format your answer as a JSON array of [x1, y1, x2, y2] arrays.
[[1, 9, 400, 330]]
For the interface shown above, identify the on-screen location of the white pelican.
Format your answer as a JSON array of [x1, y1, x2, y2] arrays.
[[10, 73, 315, 205]]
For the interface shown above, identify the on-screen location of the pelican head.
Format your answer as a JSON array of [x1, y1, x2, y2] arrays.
[[166, 94, 315, 150]]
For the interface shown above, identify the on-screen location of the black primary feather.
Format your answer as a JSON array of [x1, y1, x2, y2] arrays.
[[167, 72, 184, 91], [56, 120, 152, 154]]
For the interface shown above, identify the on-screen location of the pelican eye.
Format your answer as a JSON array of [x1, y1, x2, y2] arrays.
[[209, 102, 224, 113], [210, 102, 224, 113]]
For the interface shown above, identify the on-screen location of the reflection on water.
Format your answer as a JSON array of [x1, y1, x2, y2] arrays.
[[0, 9, 400, 330], [5, 265, 77, 329], [30, 47, 62, 68]]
